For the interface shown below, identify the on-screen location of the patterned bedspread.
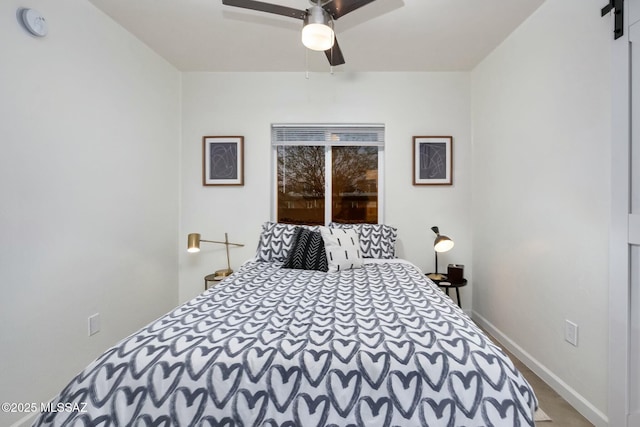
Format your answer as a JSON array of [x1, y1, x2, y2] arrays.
[[33, 260, 537, 427]]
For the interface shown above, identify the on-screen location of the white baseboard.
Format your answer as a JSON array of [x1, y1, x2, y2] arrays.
[[472, 311, 609, 427]]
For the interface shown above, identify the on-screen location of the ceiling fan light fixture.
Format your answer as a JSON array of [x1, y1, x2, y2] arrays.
[[302, 6, 334, 51]]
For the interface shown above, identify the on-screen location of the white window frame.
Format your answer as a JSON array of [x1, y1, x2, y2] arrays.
[[271, 123, 385, 225]]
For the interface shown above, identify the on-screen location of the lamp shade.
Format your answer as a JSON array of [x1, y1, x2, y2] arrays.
[[187, 233, 201, 253], [434, 235, 454, 252], [430, 226, 454, 252], [302, 6, 334, 51]]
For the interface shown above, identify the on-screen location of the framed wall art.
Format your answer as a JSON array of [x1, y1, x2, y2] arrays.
[[412, 136, 452, 185], [202, 136, 244, 186]]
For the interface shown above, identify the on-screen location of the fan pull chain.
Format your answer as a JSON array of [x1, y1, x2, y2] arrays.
[[330, 46, 334, 75], [305, 48, 309, 79], [329, 21, 335, 75]]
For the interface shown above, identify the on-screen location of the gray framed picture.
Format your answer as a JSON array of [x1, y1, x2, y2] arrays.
[[202, 136, 244, 186], [413, 136, 452, 185]]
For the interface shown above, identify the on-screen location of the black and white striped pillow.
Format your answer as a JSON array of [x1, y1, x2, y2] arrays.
[[282, 228, 328, 271], [320, 227, 363, 272]]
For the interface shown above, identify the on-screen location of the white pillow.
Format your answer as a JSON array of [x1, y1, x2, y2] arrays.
[[320, 227, 363, 272]]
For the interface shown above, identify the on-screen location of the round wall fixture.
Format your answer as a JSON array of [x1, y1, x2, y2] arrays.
[[19, 8, 48, 37]]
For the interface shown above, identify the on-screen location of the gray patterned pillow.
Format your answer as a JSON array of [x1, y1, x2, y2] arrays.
[[329, 222, 397, 259], [255, 222, 320, 262], [282, 228, 328, 271]]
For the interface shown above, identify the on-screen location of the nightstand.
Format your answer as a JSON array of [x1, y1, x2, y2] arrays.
[[204, 273, 224, 290], [426, 274, 468, 308]]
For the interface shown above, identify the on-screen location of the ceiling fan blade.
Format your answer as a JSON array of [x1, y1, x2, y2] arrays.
[[322, 0, 377, 20], [222, 0, 306, 20], [324, 36, 345, 66]]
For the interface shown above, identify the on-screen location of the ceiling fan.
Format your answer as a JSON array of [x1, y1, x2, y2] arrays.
[[221, 0, 378, 66]]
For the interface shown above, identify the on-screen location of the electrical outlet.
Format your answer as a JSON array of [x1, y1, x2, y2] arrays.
[[565, 320, 578, 346], [88, 313, 100, 336]]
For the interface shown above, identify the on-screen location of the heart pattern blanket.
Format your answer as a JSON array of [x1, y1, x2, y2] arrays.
[[33, 259, 537, 427]]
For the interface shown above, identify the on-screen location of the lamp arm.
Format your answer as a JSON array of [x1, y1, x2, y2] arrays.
[[193, 233, 245, 277], [199, 239, 244, 247]]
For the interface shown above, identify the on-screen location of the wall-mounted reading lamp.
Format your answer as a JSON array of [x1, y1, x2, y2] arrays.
[[427, 226, 454, 280], [187, 233, 244, 278]]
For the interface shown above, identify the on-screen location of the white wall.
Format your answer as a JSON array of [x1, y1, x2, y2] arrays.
[[471, 0, 611, 425], [0, 1, 180, 425], [179, 72, 472, 304]]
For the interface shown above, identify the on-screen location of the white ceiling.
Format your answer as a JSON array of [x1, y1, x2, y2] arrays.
[[87, 0, 546, 72]]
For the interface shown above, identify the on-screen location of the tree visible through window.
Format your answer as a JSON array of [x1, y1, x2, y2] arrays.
[[273, 124, 383, 226], [277, 145, 325, 225], [332, 146, 378, 224]]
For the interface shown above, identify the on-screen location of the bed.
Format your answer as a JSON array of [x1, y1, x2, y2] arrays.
[[33, 222, 537, 427]]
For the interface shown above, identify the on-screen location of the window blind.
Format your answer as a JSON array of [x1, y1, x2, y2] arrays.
[[271, 124, 385, 147]]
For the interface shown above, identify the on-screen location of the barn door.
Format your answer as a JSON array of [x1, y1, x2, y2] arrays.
[[629, 19, 640, 427]]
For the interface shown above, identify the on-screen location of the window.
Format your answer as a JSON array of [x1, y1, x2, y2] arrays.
[[272, 124, 384, 225]]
